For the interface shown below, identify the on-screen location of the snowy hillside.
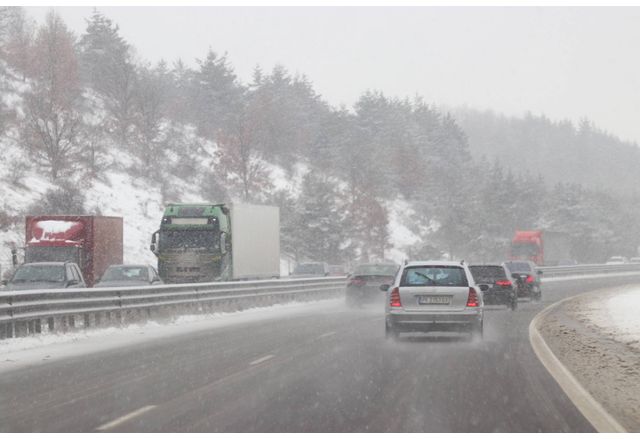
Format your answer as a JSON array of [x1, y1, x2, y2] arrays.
[[0, 61, 419, 273]]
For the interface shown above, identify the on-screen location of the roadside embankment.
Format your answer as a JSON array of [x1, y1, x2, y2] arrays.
[[533, 285, 640, 432]]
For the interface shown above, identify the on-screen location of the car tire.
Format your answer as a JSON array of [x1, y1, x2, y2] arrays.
[[471, 320, 484, 340], [385, 322, 399, 340]]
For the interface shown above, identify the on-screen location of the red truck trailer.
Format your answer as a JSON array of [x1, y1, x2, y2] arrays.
[[509, 230, 571, 266], [24, 216, 123, 287]]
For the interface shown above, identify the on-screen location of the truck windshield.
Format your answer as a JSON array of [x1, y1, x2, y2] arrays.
[[25, 246, 80, 264], [12, 265, 65, 283], [160, 230, 219, 251], [511, 242, 538, 257]]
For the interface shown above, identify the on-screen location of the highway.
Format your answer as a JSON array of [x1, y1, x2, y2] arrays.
[[2, 275, 640, 432]]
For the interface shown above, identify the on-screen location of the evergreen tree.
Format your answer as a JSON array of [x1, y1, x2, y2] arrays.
[[78, 9, 136, 142]]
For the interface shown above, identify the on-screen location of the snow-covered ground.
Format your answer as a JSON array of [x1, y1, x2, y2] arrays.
[[542, 271, 640, 283], [0, 298, 343, 373], [585, 288, 640, 349]]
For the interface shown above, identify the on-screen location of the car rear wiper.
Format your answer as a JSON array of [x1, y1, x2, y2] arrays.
[[413, 271, 435, 284]]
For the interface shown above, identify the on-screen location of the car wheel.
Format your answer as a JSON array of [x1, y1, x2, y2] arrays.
[[471, 320, 484, 340], [385, 322, 399, 340]]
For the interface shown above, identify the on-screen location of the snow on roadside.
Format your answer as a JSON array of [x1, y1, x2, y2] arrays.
[[0, 298, 343, 373], [585, 288, 640, 349]]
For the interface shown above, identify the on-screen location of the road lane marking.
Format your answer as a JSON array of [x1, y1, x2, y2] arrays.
[[317, 331, 336, 339], [529, 295, 627, 433], [249, 354, 275, 366], [96, 405, 157, 431]]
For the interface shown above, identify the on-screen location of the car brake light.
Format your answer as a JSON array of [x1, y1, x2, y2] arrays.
[[466, 287, 479, 307], [390, 287, 402, 307], [495, 279, 512, 287], [348, 278, 366, 287], [525, 275, 534, 284]]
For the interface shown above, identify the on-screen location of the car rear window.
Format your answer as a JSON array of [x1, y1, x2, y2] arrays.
[[505, 262, 532, 272], [353, 264, 398, 276], [400, 266, 468, 287], [469, 266, 506, 282]]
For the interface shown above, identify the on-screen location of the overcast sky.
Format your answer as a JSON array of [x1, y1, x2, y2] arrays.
[[26, 6, 640, 144]]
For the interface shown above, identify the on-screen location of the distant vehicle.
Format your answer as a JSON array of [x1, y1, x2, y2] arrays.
[[290, 262, 329, 278], [505, 260, 542, 302], [469, 264, 518, 311], [381, 261, 483, 340], [2, 262, 86, 291], [328, 264, 347, 276], [95, 264, 163, 288], [345, 263, 399, 307], [629, 257, 640, 264], [24, 215, 123, 287], [606, 256, 628, 264], [151, 204, 280, 283], [510, 230, 571, 266]]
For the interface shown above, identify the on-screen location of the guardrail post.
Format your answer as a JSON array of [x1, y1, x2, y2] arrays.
[[15, 321, 28, 337]]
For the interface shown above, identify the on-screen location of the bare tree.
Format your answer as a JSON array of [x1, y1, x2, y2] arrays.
[[21, 11, 82, 180], [217, 111, 272, 202], [0, 7, 35, 80]]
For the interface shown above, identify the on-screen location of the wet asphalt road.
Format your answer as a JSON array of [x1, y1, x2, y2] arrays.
[[2, 275, 640, 432]]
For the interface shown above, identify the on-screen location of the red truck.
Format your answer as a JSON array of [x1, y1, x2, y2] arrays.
[[509, 230, 571, 266], [24, 215, 123, 287]]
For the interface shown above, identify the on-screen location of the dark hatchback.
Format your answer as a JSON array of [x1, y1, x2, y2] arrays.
[[469, 264, 518, 310], [505, 260, 543, 302], [2, 262, 86, 291], [345, 263, 399, 307]]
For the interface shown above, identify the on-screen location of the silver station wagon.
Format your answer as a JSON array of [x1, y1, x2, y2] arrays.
[[381, 261, 484, 339]]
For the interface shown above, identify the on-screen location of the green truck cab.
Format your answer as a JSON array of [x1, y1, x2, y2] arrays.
[[151, 203, 280, 284]]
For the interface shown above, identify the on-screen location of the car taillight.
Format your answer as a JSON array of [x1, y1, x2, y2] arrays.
[[390, 287, 402, 307], [348, 278, 366, 287], [466, 287, 479, 307], [495, 279, 512, 287], [525, 275, 534, 284]]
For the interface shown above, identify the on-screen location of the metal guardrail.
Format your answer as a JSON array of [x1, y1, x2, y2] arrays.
[[539, 263, 640, 278], [2, 263, 640, 340], [0, 276, 348, 339]]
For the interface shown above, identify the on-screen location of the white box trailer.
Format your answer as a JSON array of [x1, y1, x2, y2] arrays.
[[230, 204, 280, 280]]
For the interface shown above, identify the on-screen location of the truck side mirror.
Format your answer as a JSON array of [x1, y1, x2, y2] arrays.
[[150, 231, 159, 254]]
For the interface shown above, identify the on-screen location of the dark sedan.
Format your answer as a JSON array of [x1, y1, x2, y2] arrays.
[[345, 263, 399, 307], [505, 260, 542, 302], [469, 263, 518, 311], [95, 264, 163, 288]]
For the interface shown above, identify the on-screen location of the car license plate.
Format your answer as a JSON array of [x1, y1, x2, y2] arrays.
[[418, 295, 450, 305]]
